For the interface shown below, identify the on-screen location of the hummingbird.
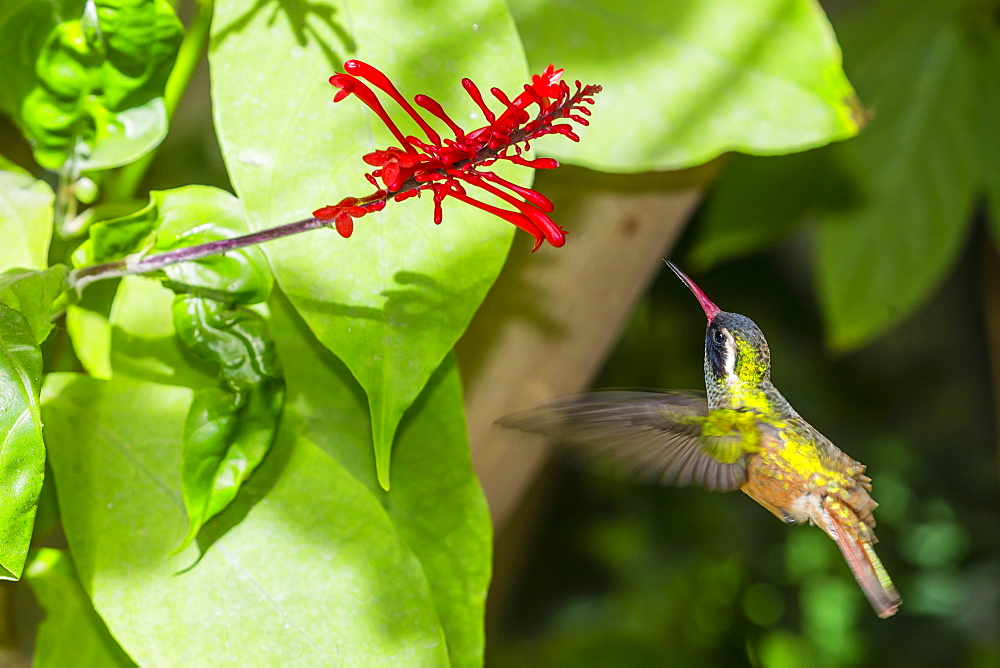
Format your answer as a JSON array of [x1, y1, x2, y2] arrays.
[[500, 262, 900, 619]]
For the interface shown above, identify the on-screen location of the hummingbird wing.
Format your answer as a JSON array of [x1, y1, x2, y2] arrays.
[[497, 391, 748, 492]]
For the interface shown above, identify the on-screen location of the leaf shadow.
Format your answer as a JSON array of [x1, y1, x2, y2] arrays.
[[176, 413, 295, 571], [270, 289, 377, 485], [292, 269, 471, 327], [212, 0, 356, 73]]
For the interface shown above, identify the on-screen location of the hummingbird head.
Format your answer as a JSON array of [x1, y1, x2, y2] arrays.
[[666, 262, 771, 388], [706, 311, 770, 386]]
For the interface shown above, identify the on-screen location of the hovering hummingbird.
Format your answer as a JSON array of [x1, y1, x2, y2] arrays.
[[501, 262, 900, 618]]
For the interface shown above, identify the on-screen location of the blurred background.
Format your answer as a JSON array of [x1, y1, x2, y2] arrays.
[[479, 209, 1000, 667], [456, 0, 1000, 664]]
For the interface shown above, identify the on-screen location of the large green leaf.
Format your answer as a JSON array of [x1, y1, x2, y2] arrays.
[[268, 293, 491, 667], [0, 169, 54, 270], [95, 281, 493, 666], [0, 303, 45, 580], [76, 185, 283, 545], [210, 0, 528, 487], [508, 0, 862, 172], [688, 148, 854, 269], [817, 14, 980, 350], [25, 548, 135, 667], [0, 0, 182, 171], [43, 373, 453, 665], [108, 279, 285, 550]]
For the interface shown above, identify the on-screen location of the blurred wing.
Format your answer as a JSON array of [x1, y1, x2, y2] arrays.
[[498, 391, 747, 492]]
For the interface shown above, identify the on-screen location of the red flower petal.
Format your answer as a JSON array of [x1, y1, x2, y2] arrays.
[[335, 212, 354, 238]]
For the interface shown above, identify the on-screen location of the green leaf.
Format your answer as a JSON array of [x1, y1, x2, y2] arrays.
[[79, 185, 283, 542], [108, 276, 217, 387], [817, 16, 980, 350], [65, 278, 117, 379], [93, 281, 492, 665], [75, 185, 272, 303], [72, 198, 158, 266], [72, 198, 174, 383], [3, 0, 182, 171], [70, 98, 170, 172], [508, 0, 863, 172], [210, 0, 528, 487], [0, 155, 27, 174], [25, 548, 135, 667], [76, 185, 272, 384], [42, 372, 452, 665], [0, 303, 45, 580], [268, 293, 492, 667], [0, 265, 71, 344], [689, 149, 854, 269], [95, 0, 183, 110], [0, 169, 54, 270], [172, 296, 284, 550], [0, 0, 60, 118], [153, 186, 272, 305]]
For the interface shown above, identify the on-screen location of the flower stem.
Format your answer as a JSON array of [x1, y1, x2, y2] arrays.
[[69, 215, 326, 292]]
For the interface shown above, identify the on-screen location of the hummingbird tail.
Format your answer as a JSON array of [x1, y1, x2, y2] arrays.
[[818, 500, 901, 619]]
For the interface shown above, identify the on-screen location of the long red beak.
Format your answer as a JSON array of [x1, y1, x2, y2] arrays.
[[665, 261, 722, 322]]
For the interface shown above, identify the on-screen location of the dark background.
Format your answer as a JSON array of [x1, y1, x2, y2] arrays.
[[489, 224, 1000, 666]]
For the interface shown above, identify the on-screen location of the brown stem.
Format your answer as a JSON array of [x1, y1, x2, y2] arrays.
[[69, 216, 327, 291]]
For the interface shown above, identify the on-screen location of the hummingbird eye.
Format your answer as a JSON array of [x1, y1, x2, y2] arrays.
[[712, 329, 725, 345]]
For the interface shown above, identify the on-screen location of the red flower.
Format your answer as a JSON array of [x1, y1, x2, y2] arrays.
[[313, 61, 601, 250]]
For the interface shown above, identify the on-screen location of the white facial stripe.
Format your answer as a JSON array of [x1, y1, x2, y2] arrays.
[[723, 329, 738, 382]]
